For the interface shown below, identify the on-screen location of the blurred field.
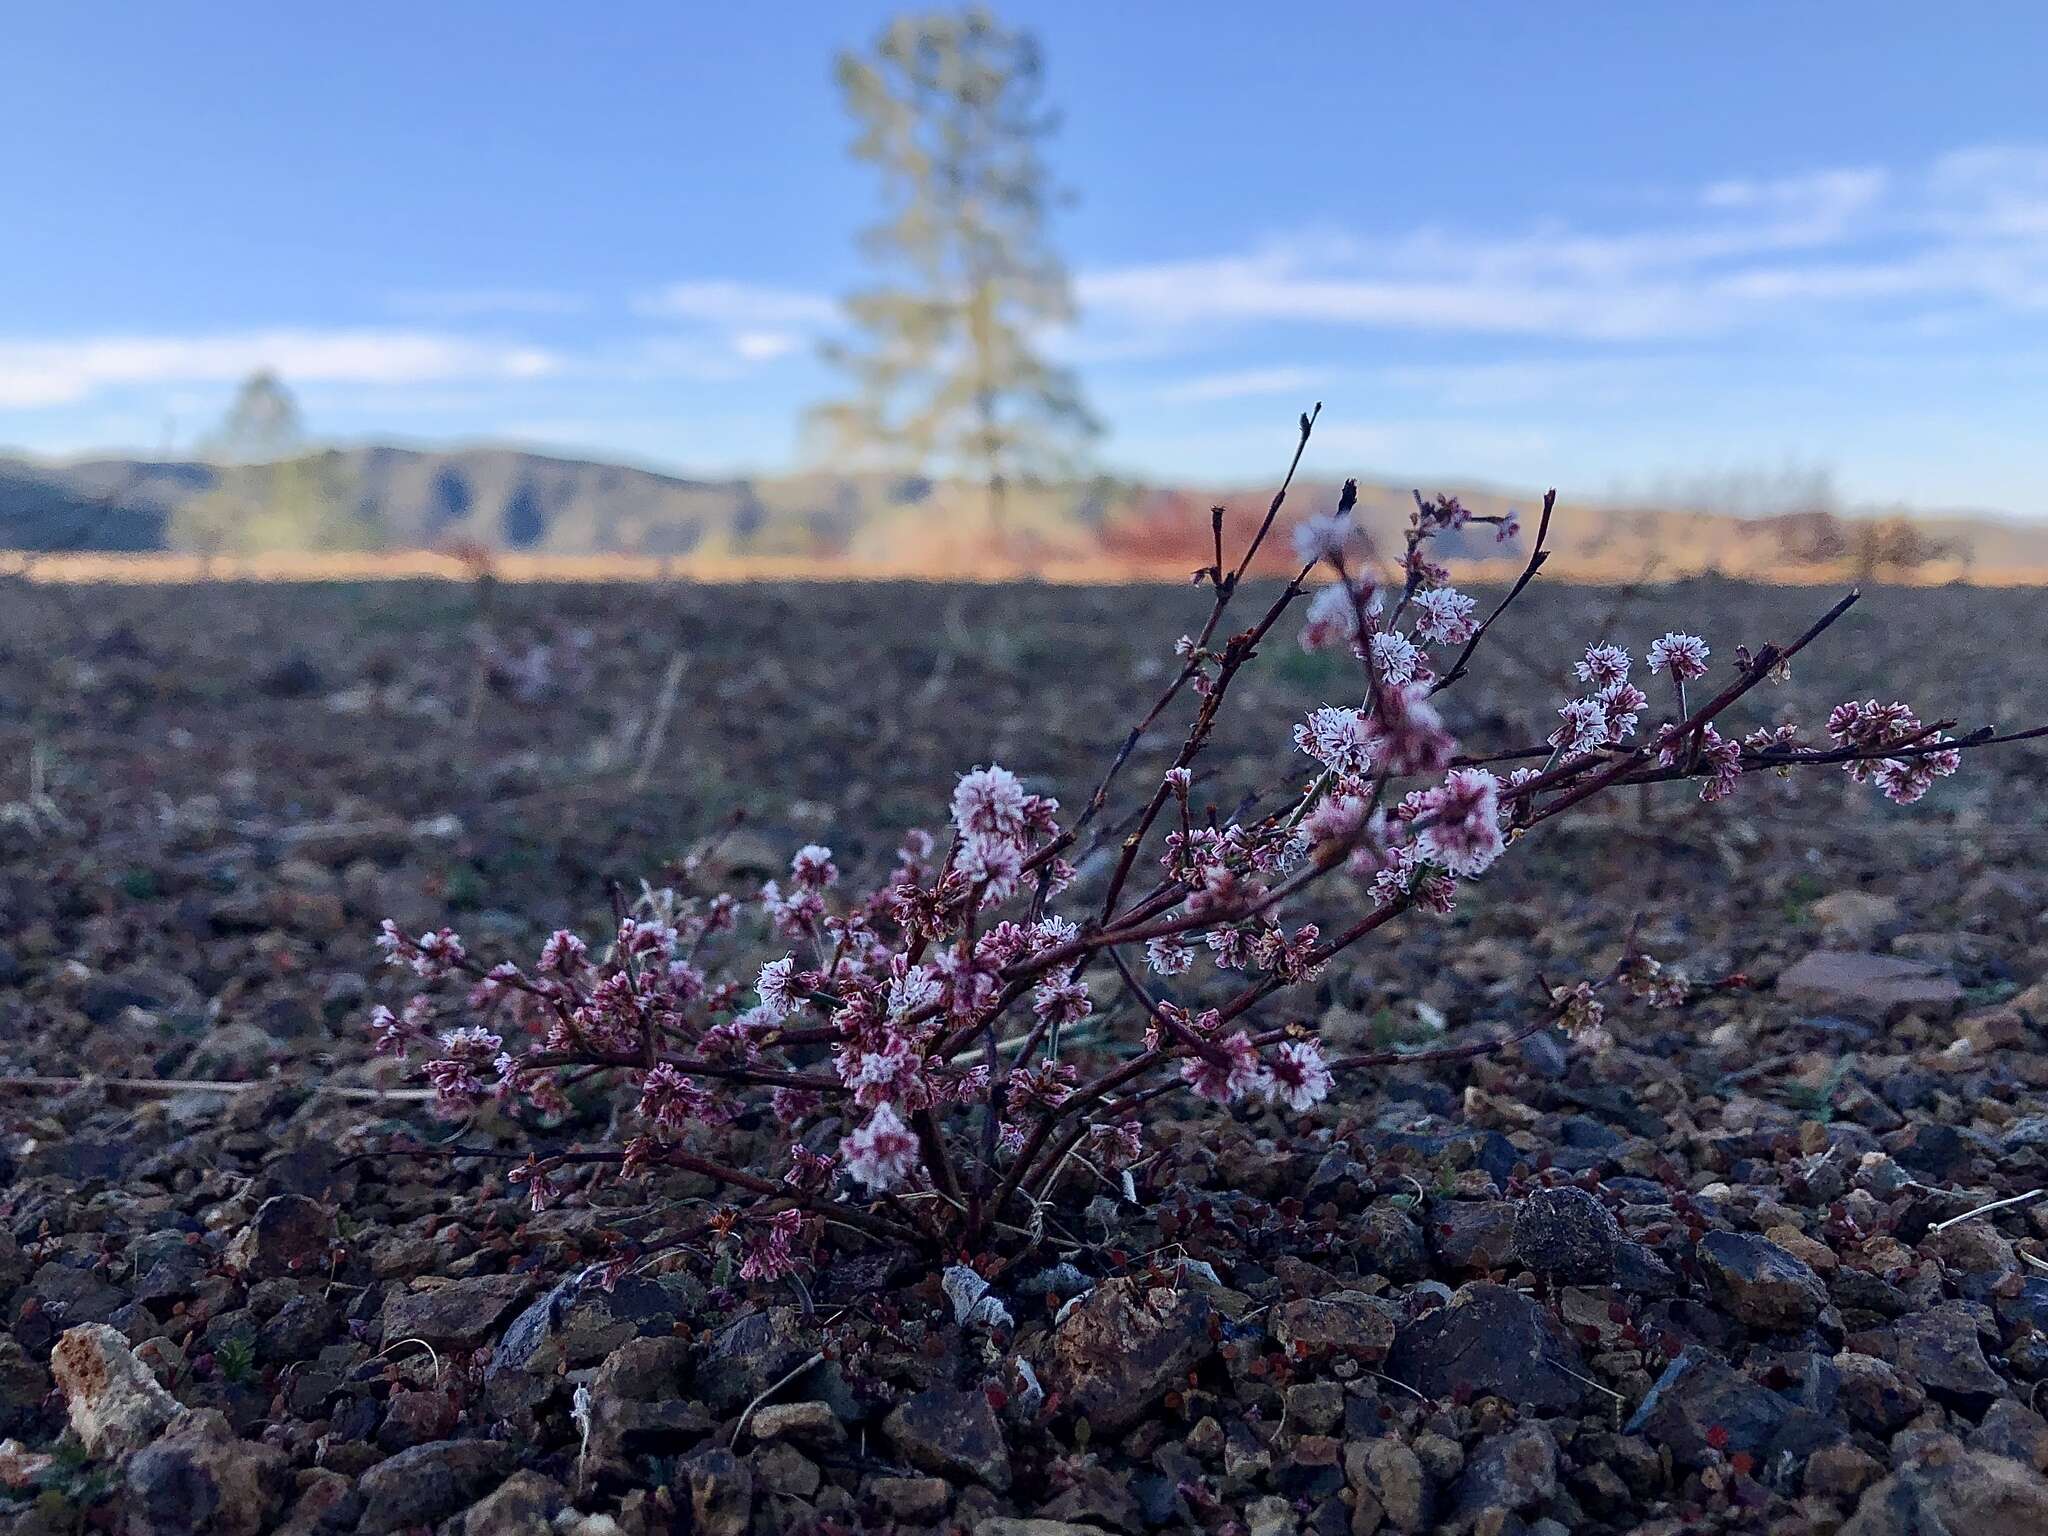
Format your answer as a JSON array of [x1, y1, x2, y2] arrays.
[[10, 547, 2047, 586], [5, 576, 2045, 1014]]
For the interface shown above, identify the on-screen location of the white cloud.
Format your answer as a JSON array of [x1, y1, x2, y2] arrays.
[[383, 287, 590, 318], [634, 280, 837, 330], [1156, 366, 1324, 403], [0, 330, 559, 409], [731, 330, 805, 363], [1078, 148, 2048, 345]]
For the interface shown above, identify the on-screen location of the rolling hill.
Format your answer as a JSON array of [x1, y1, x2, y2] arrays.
[[4, 443, 2044, 581]]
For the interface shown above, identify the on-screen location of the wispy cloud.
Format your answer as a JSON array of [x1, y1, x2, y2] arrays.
[[1156, 366, 1325, 404], [383, 287, 590, 318], [634, 280, 837, 330], [1078, 150, 2048, 344], [630, 281, 835, 371], [0, 330, 559, 410]]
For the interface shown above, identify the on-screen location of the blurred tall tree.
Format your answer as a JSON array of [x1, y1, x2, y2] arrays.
[[813, 7, 1098, 538], [167, 371, 377, 556], [205, 370, 303, 464]]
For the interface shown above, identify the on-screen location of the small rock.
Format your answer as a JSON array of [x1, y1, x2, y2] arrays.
[[28, 1262, 129, 1328], [226, 1195, 329, 1280], [1244, 1495, 1297, 1536], [354, 1440, 514, 1534], [452, 1470, 565, 1535], [1763, 1224, 1838, 1275], [1271, 1291, 1398, 1362], [257, 650, 323, 697], [1625, 1346, 1826, 1469], [1513, 1187, 1621, 1282], [1970, 1398, 2048, 1473], [1697, 1231, 1829, 1329], [122, 1409, 289, 1536], [271, 1468, 358, 1536], [681, 1446, 753, 1536], [1842, 1443, 2048, 1535], [1805, 1442, 1885, 1500], [1041, 1278, 1217, 1434], [748, 1399, 845, 1447], [1810, 892, 1900, 947], [870, 1475, 950, 1521], [1430, 1202, 1521, 1272], [1834, 1350, 1926, 1433], [1034, 1461, 1143, 1531], [884, 1386, 1011, 1491], [381, 1274, 535, 1351], [0, 1338, 52, 1439], [1451, 1423, 1557, 1527], [1346, 1437, 1432, 1532], [1777, 951, 1963, 1022], [50, 1323, 183, 1458], [1388, 1283, 1589, 1412], [1892, 1302, 2006, 1408], [578, 1337, 713, 1491]]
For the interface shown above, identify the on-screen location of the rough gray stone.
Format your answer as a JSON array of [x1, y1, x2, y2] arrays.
[[122, 1409, 289, 1536], [1512, 1187, 1621, 1282], [884, 1386, 1011, 1491], [354, 1439, 514, 1534], [1387, 1284, 1588, 1412], [50, 1323, 183, 1458], [1697, 1231, 1829, 1329], [1041, 1278, 1217, 1434]]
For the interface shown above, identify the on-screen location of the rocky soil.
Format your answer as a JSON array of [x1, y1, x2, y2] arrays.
[[2, 576, 2048, 1534]]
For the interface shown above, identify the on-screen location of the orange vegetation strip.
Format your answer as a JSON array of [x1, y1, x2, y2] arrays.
[[7, 548, 2047, 587]]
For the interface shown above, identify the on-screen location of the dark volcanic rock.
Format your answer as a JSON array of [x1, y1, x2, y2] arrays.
[[1971, 1398, 2048, 1473], [380, 1273, 535, 1351], [682, 1447, 754, 1536], [27, 1262, 128, 1329], [1697, 1231, 1829, 1329], [1387, 1283, 1588, 1412], [1375, 1128, 1523, 1187], [1512, 1186, 1620, 1281], [1777, 950, 1963, 1022], [883, 1386, 1012, 1490], [1430, 1201, 1520, 1272], [1626, 1345, 1840, 1470], [1042, 1278, 1217, 1434], [484, 1273, 695, 1417], [354, 1439, 514, 1534], [122, 1408, 289, 1536], [1346, 1437, 1433, 1533], [229, 1194, 329, 1279], [1835, 1350, 1927, 1433], [1450, 1422, 1558, 1528], [694, 1306, 823, 1418], [1892, 1302, 2006, 1408], [1270, 1291, 1397, 1362], [1842, 1441, 2048, 1535], [578, 1337, 714, 1491]]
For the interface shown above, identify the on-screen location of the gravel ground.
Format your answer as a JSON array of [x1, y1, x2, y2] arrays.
[[2, 575, 2047, 1535]]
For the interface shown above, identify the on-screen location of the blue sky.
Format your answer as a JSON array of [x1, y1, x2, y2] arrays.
[[5, 3, 2048, 515]]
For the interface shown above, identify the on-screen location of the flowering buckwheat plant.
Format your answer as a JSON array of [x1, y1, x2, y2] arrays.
[[368, 408, 2043, 1280]]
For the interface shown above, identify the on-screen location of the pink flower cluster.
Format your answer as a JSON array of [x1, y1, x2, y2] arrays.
[[366, 431, 2022, 1275]]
